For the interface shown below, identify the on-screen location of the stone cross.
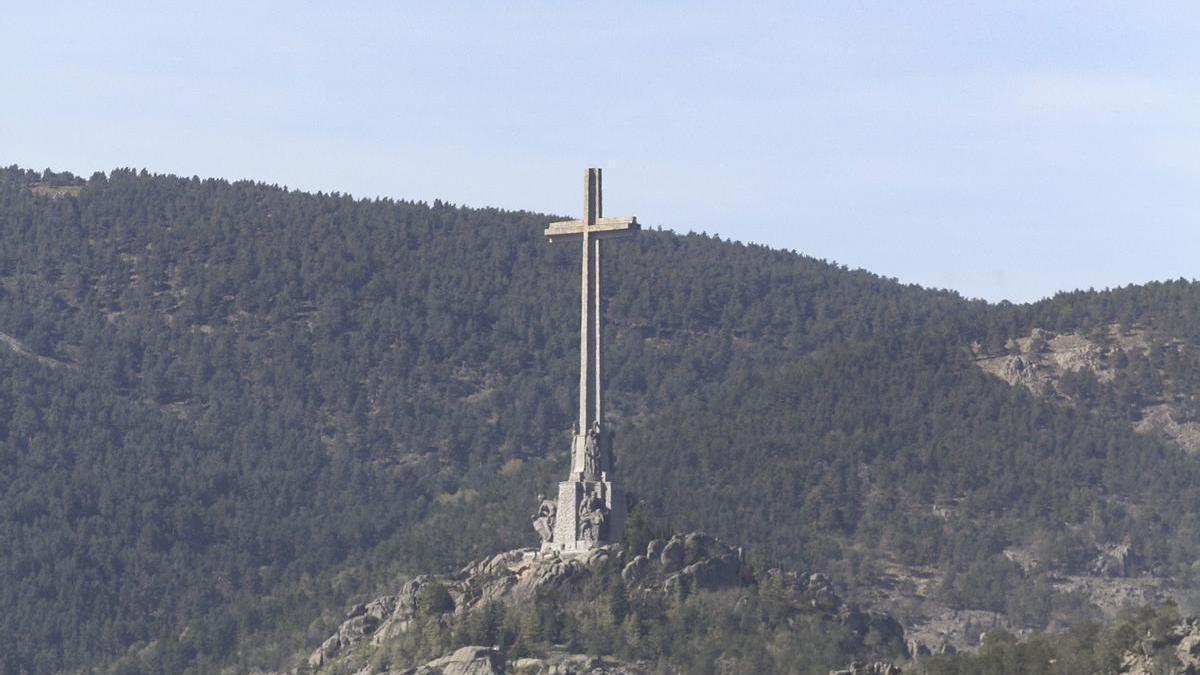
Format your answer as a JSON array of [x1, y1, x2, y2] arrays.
[[545, 168, 638, 479], [535, 168, 638, 554]]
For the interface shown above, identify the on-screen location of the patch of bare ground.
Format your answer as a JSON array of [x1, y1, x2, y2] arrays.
[[29, 183, 82, 199], [1136, 404, 1200, 455], [159, 401, 191, 420]]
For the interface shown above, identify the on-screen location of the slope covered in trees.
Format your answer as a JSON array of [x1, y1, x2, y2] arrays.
[[1, 166, 1199, 672]]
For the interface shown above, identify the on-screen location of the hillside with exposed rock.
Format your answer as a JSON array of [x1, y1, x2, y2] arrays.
[[5, 166, 1200, 672], [300, 532, 907, 674], [902, 604, 1200, 674], [975, 325, 1200, 452]]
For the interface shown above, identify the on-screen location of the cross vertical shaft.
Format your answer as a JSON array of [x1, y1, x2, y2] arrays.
[[544, 168, 638, 479], [579, 169, 602, 434], [539, 167, 639, 552]]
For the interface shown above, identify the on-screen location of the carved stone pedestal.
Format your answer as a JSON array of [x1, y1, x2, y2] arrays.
[[548, 477, 626, 556]]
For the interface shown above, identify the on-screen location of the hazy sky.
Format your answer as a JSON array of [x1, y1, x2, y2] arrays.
[[3, 3, 1197, 303]]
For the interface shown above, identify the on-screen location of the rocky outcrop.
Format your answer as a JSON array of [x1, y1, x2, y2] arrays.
[[620, 555, 650, 584], [307, 532, 906, 673], [307, 550, 544, 668], [309, 533, 751, 669], [976, 328, 1116, 398], [1118, 616, 1200, 674], [830, 662, 902, 675], [511, 653, 653, 674], [1091, 543, 1137, 578], [747, 567, 906, 654], [646, 532, 749, 594], [975, 325, 1200, 453], [397, 646, 505, 675]]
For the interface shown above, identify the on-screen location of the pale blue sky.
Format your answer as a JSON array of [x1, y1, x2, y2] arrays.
[[2, 3, 1197, 302]]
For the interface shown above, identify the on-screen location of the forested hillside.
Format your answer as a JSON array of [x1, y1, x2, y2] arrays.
[[2, 166, 1200, 673]]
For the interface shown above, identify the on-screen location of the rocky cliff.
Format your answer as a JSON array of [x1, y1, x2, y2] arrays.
[[974, 325, 1200, 453], [299, 532, 908, 674]]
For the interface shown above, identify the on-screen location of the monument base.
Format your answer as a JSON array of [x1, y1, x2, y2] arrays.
[[546, 477, 626, 556]]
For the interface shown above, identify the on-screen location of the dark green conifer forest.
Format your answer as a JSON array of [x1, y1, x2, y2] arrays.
[[2, 166, 1200, 672]]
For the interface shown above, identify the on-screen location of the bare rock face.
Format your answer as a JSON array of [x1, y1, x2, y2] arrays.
[[830, 662, 902, 675], [999, 354, 1047, 393], [632, 532, 752, 594], [660, 538, 683, 573], [807, 573, 842, 611], [1177, 632, 1200, 670], [975, 325, 1200, 453], [399, 645, 505, 675], [308, 594, 404, 668], [682, 532, 711, 565], [510, 549, 588, 602], [511, 653, 654, 674], [905, 639, 930, 658], [645, 539, 666, 561], [977, 328, 1113, 396], [307, 531, 902, 672], [307, 550, 540, 668], [1119, 651, 1154, 675], [680, 552, 741, 590], [621, 555, 650, 584], [309, 534, 750, 669], [1091, 543, 1136, 578], [1117, 616, 1200, 674]]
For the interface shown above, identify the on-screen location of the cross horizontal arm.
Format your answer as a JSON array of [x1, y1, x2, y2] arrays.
[[545, 217, 640, 241]]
